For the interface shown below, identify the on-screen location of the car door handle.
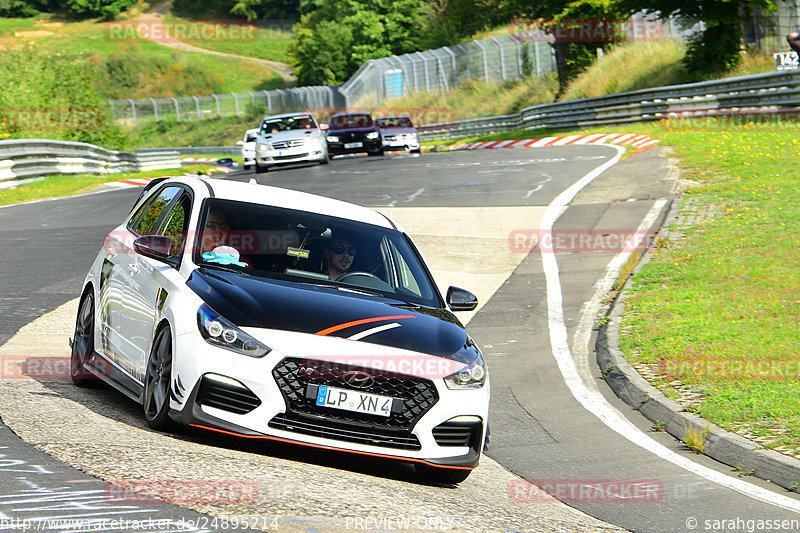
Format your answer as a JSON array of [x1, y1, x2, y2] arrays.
[[128, 263, 140, 275]]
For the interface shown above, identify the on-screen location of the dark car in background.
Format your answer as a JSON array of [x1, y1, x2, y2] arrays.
[[376, 116, 421, 154], [326, 113, 383, 157]]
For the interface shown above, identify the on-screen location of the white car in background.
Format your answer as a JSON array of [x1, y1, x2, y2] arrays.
[[238, 128, 258, 169], [376, 115, 421, 154], [255, 112, 329, 173]]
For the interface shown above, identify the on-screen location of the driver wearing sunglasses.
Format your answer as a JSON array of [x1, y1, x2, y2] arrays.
[[324, 239, 356, 280]]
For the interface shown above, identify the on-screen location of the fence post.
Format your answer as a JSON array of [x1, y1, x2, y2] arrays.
[[262, 90, 272, 112], [128, 99, 136, 123], [248, 91, 256, 107], [443, 47, 457, 88], [535, 40, 541, 77], [150, 98, 159, 122], [513, 38, 523, 77], [171, 97, 180, 122], [192, 96, 201, 119], [491, 37, 506, 81], [212, 94, 221, 117], [475, 40, 489, 83], [232, 93, 240, 116]]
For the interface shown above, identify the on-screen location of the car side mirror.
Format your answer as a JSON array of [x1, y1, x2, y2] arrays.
[[134, 235, 177, 266], [446, 286, 478, 312], [237, 140, 244, 146]]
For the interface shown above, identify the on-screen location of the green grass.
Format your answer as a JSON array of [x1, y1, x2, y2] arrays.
[[0, 17, 282, 97], [0, 166, 214, 206], [560, 40, 687, 101], [615, 118, 800, 454], [162, 15, 293, 63]]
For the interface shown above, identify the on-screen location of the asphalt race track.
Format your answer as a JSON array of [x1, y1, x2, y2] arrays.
[[1, 147, 799, 532]]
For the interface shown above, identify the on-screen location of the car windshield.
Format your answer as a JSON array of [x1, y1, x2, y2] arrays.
[[329, 114, 373, 130], [194, 199, 441, 307], [260, 115, 317, 133], [376, 117, 414, 128]]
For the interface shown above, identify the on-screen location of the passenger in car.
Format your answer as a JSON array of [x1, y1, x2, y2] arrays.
[[323, 238, 357, 280], [201, 209, 251, 267], [202, 209, 232, 253]]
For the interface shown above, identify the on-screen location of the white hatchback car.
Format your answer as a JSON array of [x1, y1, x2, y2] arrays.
[[238, 128, 259, 169], [71, 176, 489, 484], [255, 112, 329, 173]]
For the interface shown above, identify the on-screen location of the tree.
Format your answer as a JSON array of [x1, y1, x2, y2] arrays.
[[288, 0, 432, 86], [616, 0, 779, 77]]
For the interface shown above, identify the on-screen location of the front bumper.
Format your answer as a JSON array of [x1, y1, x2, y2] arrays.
[[168, 335, 488, 469], [327, 139, 382, 155]]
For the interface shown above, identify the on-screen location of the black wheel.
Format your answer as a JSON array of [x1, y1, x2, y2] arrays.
[[144, 326, 175, 430], [255, 164, 269, 174], [70, 291, 96, 387], [411, 148, 421, 154], [415, 464, 472, 484], [319, 151, 330, 165]]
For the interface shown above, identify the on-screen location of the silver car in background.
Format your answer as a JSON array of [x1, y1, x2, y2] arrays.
[[376, 115, 421, 154], [255, 112, 329, 173], [238, 128, 258, 169]]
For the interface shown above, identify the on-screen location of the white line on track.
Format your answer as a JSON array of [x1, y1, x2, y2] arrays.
[[540, 145, 800, 513]]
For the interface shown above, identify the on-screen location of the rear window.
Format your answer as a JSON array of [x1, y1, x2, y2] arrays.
[[329, 114, 374, 130]]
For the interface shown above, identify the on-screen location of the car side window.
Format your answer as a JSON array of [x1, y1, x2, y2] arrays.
[[130, 186, 181, 236], [157, 194, 191, 254]]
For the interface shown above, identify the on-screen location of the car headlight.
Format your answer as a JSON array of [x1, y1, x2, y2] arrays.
[[444, 339, 487, 389], [327, 135, 339, 143], [197, 304, 271, 358], [257, 143, 269, 151], [366, 131, 379, 140]]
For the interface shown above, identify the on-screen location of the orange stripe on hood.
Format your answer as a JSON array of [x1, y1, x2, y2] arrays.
[[315, 315, 415, 336]]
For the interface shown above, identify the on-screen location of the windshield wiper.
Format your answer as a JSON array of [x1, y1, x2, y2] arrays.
[[199, 263, 244, 274]]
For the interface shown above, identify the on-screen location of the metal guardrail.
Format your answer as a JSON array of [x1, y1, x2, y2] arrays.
[[135, 146, 240, 156], [0, 139, 181, 183], [417, 70, 800, 141]]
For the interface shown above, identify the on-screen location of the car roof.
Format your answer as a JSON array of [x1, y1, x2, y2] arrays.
[[168, 176, 396, 229], [261, 112, 316, 120], [331, 112, 372, 118], [375, 115, 411, 120]]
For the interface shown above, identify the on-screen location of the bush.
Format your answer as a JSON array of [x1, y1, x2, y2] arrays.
[[0, 48, 128, 148]]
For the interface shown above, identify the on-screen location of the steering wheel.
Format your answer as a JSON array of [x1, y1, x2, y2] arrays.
[[336, 271, 381, 283]]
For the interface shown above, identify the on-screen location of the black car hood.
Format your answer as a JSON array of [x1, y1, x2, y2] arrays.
[[187, 268, 474, 363], [328, 127, 377, 134]]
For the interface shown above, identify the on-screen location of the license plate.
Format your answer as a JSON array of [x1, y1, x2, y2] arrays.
[[315, 385, 392, 417], [344, 142, 363, 149]]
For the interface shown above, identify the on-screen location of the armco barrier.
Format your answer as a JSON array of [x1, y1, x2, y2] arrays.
[[0, 139, 181, 183], [418, 70, 800, 141]]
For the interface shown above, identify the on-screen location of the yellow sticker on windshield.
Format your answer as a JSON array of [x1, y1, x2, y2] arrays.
[[287, 247, 310, 259]]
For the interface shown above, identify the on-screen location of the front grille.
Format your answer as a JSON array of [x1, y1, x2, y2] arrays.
[[432, 420, 482, 447], [196, 375, 261, 414], [271, 139, 305, 150], [273, 153, 308, 161], [269, 413, 421, 450], [383, 135, 396, 141], [271, 357, 439, 444]]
